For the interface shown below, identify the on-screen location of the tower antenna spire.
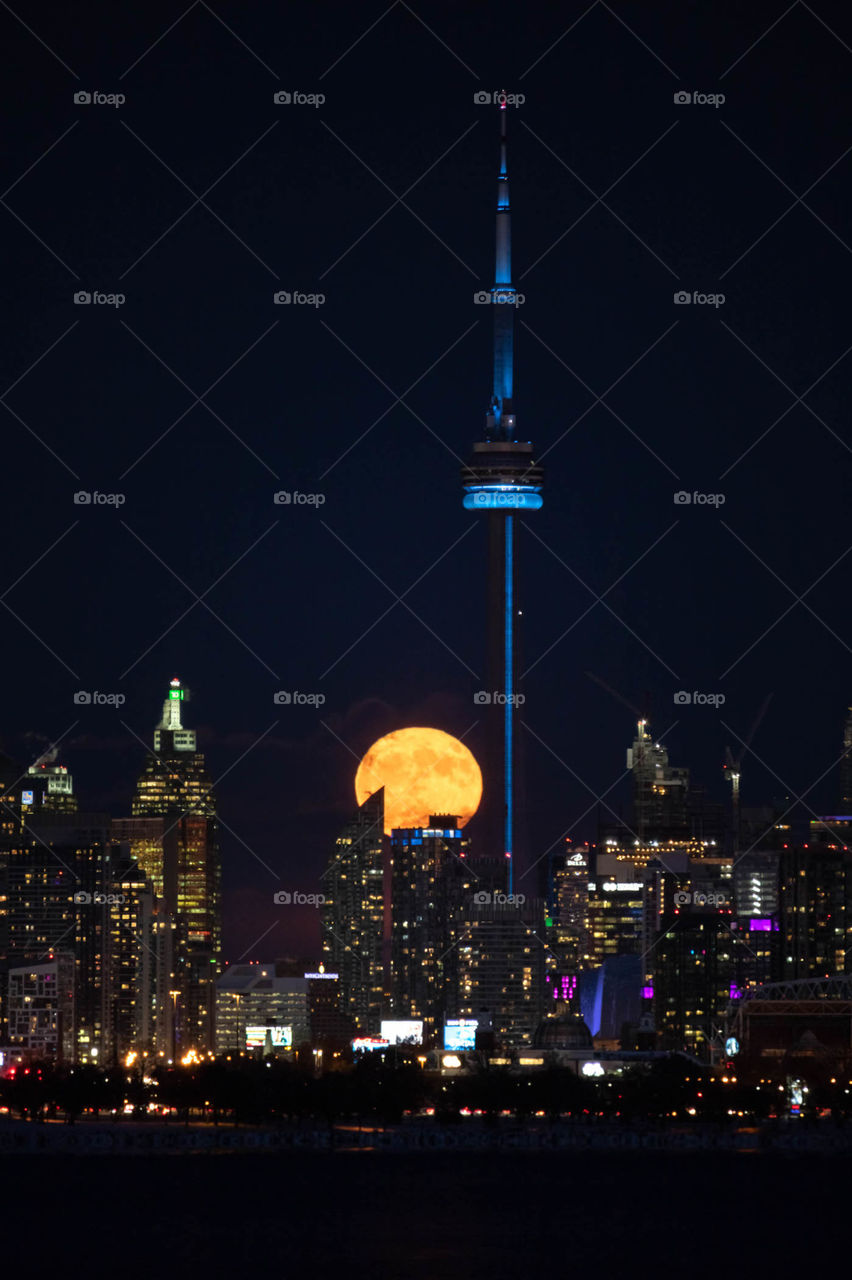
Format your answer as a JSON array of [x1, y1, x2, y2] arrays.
[[490, 96, 514, 440]]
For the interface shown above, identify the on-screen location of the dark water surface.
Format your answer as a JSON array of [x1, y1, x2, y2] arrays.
[[2, 1151, 827, 1276]]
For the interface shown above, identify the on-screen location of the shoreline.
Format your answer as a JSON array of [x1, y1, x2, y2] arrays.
[[0, 1117, 846, 1154]]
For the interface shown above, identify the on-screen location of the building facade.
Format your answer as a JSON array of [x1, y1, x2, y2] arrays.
[[321, 789, 384, 1032]]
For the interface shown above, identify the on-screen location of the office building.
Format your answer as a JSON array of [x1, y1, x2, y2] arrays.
[[215, 963, 309, 1054]]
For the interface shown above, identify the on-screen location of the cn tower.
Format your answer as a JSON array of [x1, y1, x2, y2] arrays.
[[462, 101, 544, 894]]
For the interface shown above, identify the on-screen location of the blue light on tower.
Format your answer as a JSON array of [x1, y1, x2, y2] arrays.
[[461, 100, 544, 894]]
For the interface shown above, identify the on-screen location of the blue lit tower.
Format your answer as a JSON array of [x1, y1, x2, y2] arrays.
[[462, 102, 543, 894]]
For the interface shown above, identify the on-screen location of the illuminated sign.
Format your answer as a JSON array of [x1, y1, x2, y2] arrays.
[[303, 972, 338, 980], [749, 918, 772, 931], [444, 1019, 477, 1050], [725, 1036, 739, 1056], [21, 791, 33, 805], [245, 1025, 292, 1050], [380, 1019, 424, 1046], [581, 1062, 605, 1077], [602, 882, 643, 892], [352, 1037, 390, 1053]]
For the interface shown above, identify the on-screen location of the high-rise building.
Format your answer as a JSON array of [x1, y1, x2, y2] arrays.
[[25, 752, 77, 814], [626, 720, 689, 840], [779, 840, 852, 980], [390, 816, 472, 1041], [304, 967, 355, 1048], [103, 848, 158, 1064], [546, 843, 592, 974], [586, 859, 646, 967], [2, 809, 118, 1064], [123, 678, 221, 1055], [456, 898, 547, 1048], [7, 953, 75, 1062], [321, 789, 384, 1032], [461, 101, 543, 889], [654, 911, 737, 1057]]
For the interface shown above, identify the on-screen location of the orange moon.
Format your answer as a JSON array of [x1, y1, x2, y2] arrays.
[[355, 728, 483, 834]]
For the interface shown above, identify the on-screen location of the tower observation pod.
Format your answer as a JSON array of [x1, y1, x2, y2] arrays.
[[461, 100, 544, 894]]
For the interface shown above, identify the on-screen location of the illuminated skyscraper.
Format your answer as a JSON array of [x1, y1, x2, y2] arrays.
[[455, 897, 547, 1048], [121, 678, 221, 1055], [462, 102, 543, 890], [321, 789, 384, 1032], [654, 912, 736, 1057], [627, 720, 689, 840], [390, 816, 472, 1041], [25, 750, 77, 813]]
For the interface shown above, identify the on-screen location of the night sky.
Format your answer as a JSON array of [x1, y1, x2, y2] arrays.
[[2, 0, 851, 962]]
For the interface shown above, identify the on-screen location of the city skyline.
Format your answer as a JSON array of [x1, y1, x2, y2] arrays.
[[3, 1, 852, 970], [4, 2, 852, 1270]]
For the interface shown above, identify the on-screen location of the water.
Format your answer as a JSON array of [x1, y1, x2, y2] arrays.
[[0, 1150, 832, 1275]]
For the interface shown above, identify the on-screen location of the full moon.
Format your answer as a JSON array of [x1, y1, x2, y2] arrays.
[[355, 728, 483, 835]]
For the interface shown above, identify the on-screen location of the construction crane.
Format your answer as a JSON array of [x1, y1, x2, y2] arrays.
[[723, 694, 773, 853]]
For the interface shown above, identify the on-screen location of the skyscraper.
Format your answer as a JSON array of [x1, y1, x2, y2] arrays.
[[626, 719, 689, 840], [462, 101, 543, 892], [321, 788, 384, 1032], [390, 816, 472, 1041], [25, 750, 77, 813], [119, 677, 221, 1055], [456, 897, 547, 1048]]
